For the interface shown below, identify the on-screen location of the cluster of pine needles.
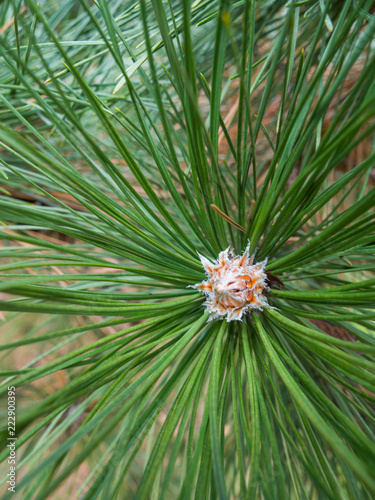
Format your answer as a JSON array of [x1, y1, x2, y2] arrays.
[[0, 0, 374, 498]]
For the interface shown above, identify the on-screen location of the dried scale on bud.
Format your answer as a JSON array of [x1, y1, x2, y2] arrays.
[[190, 243, 272, 322]]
